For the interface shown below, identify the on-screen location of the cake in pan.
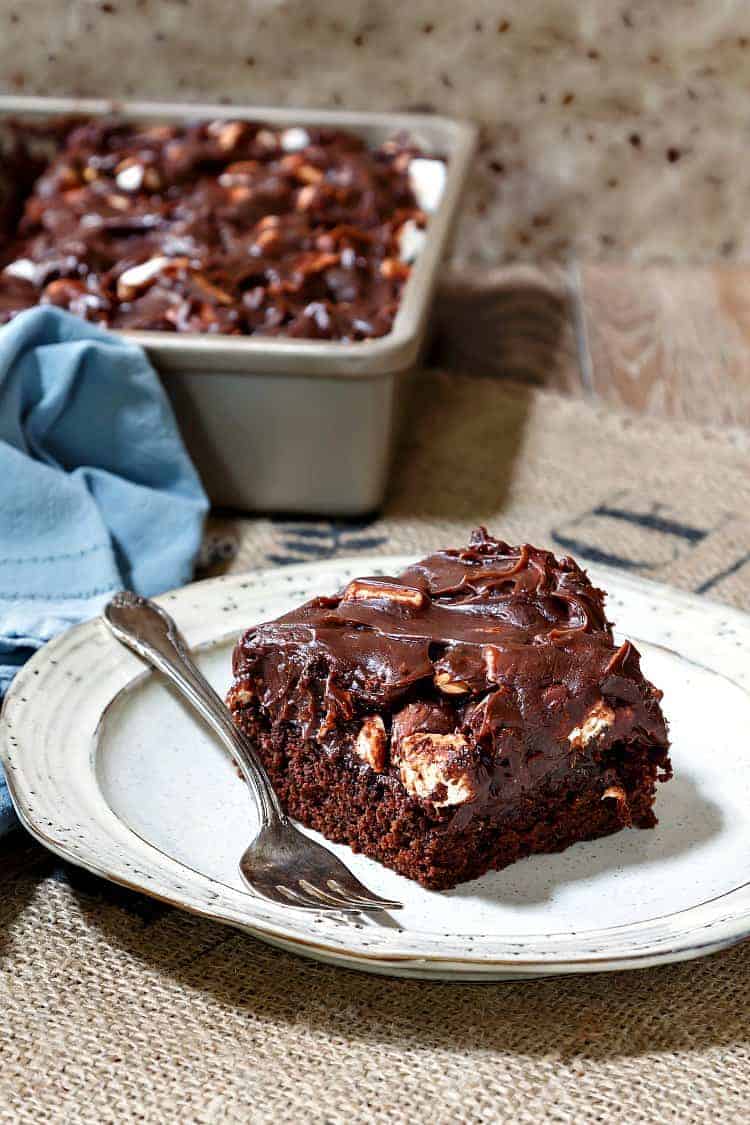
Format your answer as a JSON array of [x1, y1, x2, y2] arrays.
[[0, 116, 444, 339]]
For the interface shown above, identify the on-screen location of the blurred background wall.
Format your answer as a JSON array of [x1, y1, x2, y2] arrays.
[[2, 0, 748, 266]]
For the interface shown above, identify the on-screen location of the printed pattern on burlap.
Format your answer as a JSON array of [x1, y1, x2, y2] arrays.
[[2, 375, 749, 1124]]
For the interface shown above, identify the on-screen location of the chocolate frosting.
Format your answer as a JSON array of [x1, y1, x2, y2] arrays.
[[0, 117, 433, 339], [230, 529, 670, 813]]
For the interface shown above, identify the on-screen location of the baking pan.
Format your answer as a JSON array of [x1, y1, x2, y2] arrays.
[[0, 97, 476, 515]]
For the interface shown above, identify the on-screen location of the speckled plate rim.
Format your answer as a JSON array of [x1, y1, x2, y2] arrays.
[[2, 556, 750, 981]]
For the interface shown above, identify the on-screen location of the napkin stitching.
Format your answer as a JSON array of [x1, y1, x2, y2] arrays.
[[0, 544, 110, 565], [0, 584, 118, 601]]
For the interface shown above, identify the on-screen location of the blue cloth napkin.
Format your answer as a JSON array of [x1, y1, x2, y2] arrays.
[[0, 307, 209, 835]]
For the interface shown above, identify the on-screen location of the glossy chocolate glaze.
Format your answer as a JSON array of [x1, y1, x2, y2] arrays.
[[230, 529, 671, 816], [0, 117, 434, 339]]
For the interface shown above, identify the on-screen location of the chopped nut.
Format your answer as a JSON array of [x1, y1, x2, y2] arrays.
[[342, 579, 426, 609], [40, 279, 107, 320], [434, 670, 471, 695], [143, 124, 175, 142], [41, 278, 87, 303], [210, 120, 247, 151], [164, 140, 187, 166], [82, 165, 99, 183], [219, 160, 261, 186], [116, 256, 189, 300], [568, 700, 616, 751], [296, 184, 318, 210], [300, 251, 339, 275], [379, 257, 410, 281], [106, 193, 131, 212], [296, 163, 324, 185], [117, 256, 169, 299], [228, 185, 253, 204], [227, 683, 254, 707], [254, 227, 282, 253], [394, 733, 477, 807], [56, 165, 80, 191], [354, 715, 387, 772], [190, 274, 234, 305], [255, 128, 278, 149], [280, 153, 304, 174], [62, 187, 89, 205]]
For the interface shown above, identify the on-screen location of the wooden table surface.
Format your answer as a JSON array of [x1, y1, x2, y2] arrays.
[[433, 264, 750, 431]]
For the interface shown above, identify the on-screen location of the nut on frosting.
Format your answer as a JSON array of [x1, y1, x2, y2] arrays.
[[341, 578, 427, 609]]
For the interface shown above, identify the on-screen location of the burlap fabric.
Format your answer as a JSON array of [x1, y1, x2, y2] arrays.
[[2, 372, 749, 1124]]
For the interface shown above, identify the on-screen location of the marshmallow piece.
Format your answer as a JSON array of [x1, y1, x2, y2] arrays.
[[354, 715, 388, 773], [116, 163, 145, 192], [281, 127, 311, 153], [568, 701, 616, 750], [3, 258, 38, 282], [395, 733, 477, 808], [398, 219, 427, 263], [408, 157, 446, 213]]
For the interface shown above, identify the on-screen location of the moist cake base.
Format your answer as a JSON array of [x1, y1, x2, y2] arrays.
[[232, 707, 663, 890]]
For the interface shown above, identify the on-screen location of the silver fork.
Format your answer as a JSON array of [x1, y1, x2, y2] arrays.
[[103, 591, 401, 915]]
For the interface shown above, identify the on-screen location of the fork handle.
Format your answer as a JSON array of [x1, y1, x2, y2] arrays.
[[103, 592, 285, 829]]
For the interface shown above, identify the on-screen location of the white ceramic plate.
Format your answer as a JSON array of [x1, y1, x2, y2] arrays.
[[2, 556, 750, 980]]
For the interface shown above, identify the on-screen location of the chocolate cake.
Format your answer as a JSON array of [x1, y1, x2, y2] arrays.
[[228, 530, 672, 890], [0, 116, 442, 339]]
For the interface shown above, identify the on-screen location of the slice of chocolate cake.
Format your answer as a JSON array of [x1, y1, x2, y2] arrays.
[[228, 529, 671, 890]]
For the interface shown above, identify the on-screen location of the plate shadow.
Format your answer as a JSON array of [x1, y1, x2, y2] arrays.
[[447, 771, 723, 910]]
